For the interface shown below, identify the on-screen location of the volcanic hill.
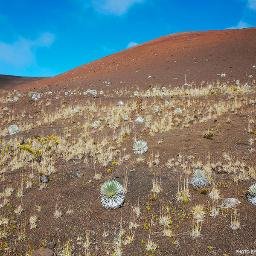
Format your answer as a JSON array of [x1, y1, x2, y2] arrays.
[[0, 28, 256, 256]]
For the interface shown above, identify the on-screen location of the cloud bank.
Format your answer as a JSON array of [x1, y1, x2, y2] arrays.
[[247, 0, 256, 10], [229, 0, 256, 29], [229, 20, 252, 29], [127, 41, 139, 48], [91, 0, 144, 15], [0, 32, 55, 75]]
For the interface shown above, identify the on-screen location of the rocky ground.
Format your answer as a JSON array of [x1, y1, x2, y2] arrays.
[[0, 29, 256, 256]]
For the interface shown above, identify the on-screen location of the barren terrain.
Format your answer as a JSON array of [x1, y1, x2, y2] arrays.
[[0, 28, 256, 256]]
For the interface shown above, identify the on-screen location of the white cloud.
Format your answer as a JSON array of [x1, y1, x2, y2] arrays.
[[228, 20, 252, 29], [228, 0, 256, 30], [35, 32, 55, 47], [127, 41, 139, 48], [0, 32, 55, 70], [0, 38, 35, 68], [92, 0, 144, 15], [247, 0, 256, 10]]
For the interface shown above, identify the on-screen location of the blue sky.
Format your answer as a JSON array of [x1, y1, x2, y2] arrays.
[[0, 0, 255, 77]]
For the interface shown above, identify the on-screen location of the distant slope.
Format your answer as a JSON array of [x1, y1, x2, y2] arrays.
[[5, 28, 256, 91], [0, 75, 43, 89]]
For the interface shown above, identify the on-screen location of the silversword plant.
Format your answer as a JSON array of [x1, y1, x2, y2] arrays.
[[8, 124, 20, 135], [247, 183, 256, 206], [133, 140, 148, 154], [191, 168, 210, 189], [100, 180, 125, 209], [248, 183, 256, 197]]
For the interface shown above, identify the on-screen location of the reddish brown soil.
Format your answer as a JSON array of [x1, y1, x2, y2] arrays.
[[7, 28, 256, 92], [0, 75, 43, 89], [0, 29, 256, 256], [2, 92, 256, 256]]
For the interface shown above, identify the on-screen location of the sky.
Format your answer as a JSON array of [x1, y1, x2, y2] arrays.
[[0, 0, 255, 77]]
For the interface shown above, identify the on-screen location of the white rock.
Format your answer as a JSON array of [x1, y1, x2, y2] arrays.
[[221, 198, 241, 208], [117, 100, 124, 107], [30, 92, 41, 101], [174, 108, 183, 114], [91, 120, 101, 129], [135, 116, 144, 124], [86, 89, 97, 97]]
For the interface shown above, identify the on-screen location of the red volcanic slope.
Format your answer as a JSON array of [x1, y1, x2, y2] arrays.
[[0, 75, 43, 89], [11, 28, 256, 91]]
